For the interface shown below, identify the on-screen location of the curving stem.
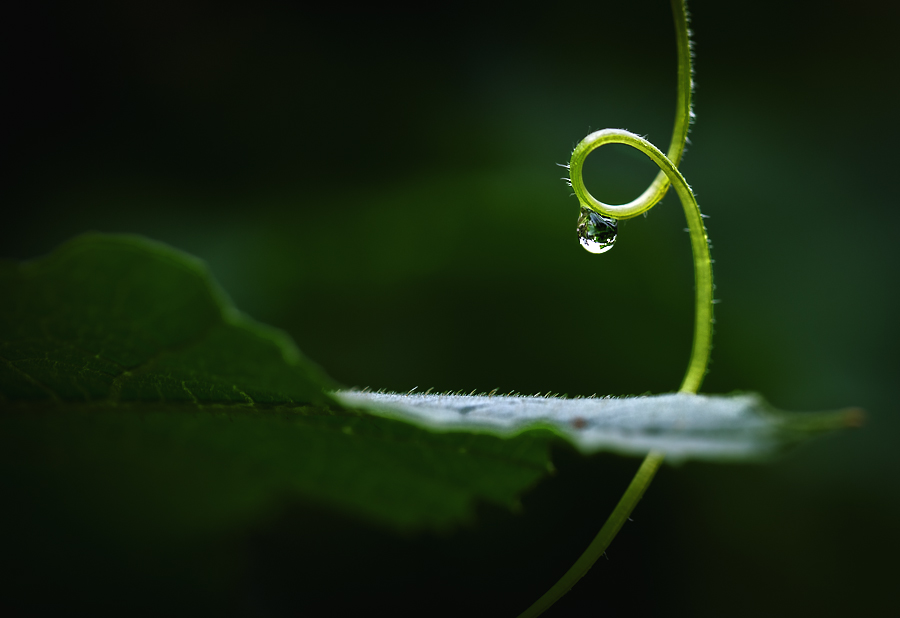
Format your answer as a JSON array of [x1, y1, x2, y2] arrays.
[[518, 0, 711, 615], [517, 451, 665, 618]]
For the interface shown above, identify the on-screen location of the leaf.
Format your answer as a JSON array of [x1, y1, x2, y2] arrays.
[[0, 234, 554, 533], [0, 233, 858, 539], [334, 390, 861, 464], [0, 233, 335, 405], [0, 400, 553, 534]]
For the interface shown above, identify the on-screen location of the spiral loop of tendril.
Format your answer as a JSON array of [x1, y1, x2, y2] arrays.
[[567, 0, 711, 395]]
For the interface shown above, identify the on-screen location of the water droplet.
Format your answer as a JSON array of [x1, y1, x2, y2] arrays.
[[576, 207, 617, 254]]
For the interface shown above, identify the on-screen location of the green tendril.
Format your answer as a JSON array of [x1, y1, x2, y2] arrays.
[[572, 0, 693, 221], [518, 1, 710, 616], [570, 128, 712, 394]]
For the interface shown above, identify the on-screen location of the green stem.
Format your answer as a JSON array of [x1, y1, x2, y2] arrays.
[[518, 1, 709, 615], [517, 452, 665, 618]]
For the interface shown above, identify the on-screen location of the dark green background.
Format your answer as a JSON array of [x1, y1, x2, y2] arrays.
[[3, 1, 899, 615]]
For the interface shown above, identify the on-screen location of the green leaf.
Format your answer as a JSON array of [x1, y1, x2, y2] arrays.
[[1, 401, 552, 533], [0, 233, 335, 405], [0, 234, 554, 533], [0, 233, 857, 538]]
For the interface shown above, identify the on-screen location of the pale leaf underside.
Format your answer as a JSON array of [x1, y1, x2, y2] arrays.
[[335, 390, 858, 463]]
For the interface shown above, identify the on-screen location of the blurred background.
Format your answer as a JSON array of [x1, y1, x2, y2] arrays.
[[3, 0, 899, 615]]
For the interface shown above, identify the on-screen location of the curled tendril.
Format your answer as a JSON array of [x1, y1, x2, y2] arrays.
[[572, 0, 693, 220], [570, 129, 713, 394], [568, 0, 710, 395], [519, 1, 710, 616]]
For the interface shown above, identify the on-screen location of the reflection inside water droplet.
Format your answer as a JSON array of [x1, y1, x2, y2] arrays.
[[576, 206, 618, 254]]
